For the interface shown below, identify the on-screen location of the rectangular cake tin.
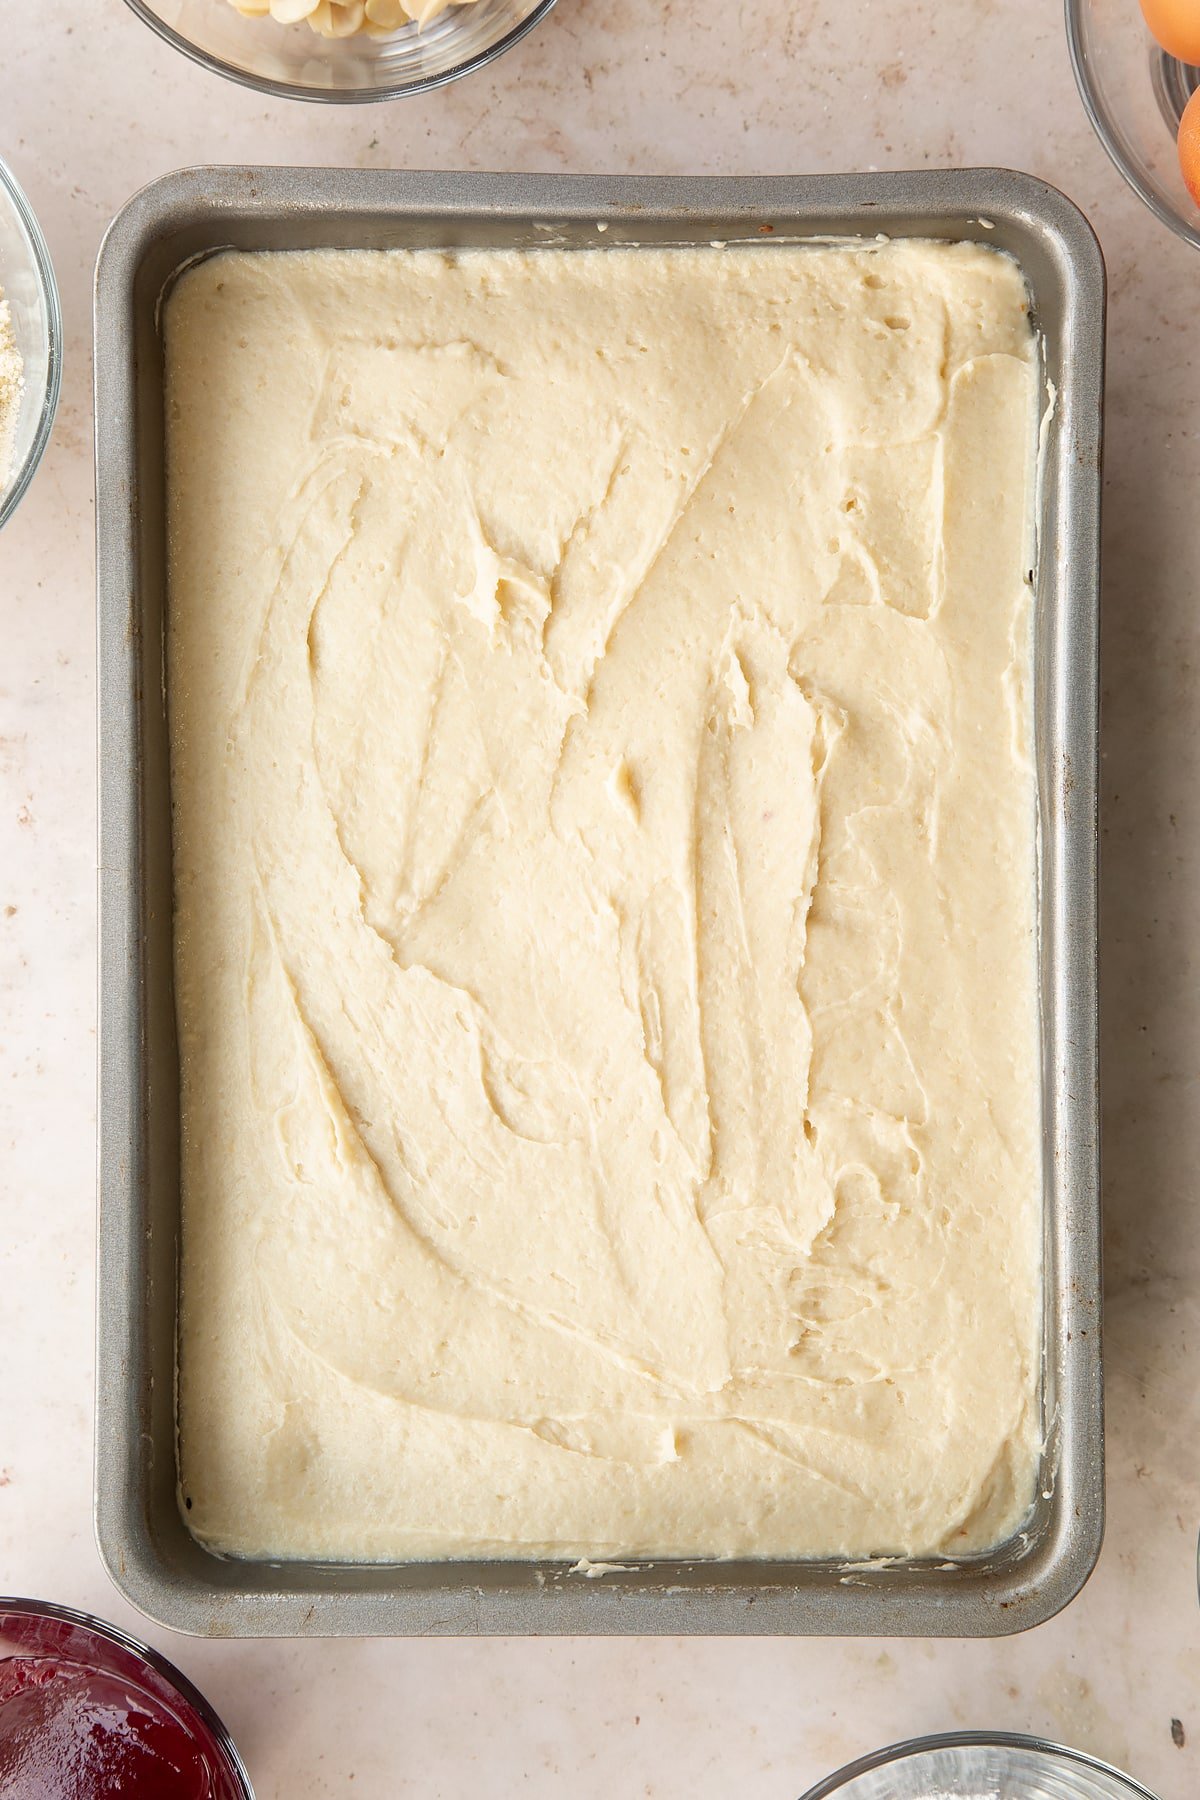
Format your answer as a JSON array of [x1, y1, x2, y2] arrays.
[[95, 166, 1104, 1638]]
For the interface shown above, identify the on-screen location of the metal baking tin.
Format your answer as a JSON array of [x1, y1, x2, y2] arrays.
[[95, 167, 1104, 1637]]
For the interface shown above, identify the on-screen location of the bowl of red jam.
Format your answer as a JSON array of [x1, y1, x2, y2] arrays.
[[0, 1598, 252, 1798]]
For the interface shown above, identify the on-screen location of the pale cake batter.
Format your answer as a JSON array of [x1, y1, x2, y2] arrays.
[[166, 241, 1043, 1562]]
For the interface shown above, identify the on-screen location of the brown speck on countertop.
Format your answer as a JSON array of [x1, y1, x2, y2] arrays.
[[1171, 1718, 1185, 1748]]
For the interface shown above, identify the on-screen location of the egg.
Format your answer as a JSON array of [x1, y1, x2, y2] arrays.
[[1138, 0, 1200, 64], [1180, 85, 1200, 205]]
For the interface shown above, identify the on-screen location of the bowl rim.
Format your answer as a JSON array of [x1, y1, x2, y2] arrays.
[[0, 1595, 255, 1797], [0, 156, 63, 531], [1064, 0, 1200, 253], [118, 0, 559, 102], [798, 1729, 1161, 1800]]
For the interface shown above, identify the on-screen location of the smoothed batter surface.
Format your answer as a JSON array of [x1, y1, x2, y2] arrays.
[[167, 241, 1042, 1562]]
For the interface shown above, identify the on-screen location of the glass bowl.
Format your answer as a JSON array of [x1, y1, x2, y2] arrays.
[[800, 1732, 1161, 1800], [1066, 0, 1200, 251], [0, 1598, 253, 1798], [0, 158, 62, 530], [120, 0, 559, 100]]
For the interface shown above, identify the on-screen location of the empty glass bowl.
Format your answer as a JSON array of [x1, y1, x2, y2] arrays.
[[799, 1732, 1161, 1800], [1066, 0, 1200, 251], [0, 157, 62, 530], [120, 0, 558, 100]]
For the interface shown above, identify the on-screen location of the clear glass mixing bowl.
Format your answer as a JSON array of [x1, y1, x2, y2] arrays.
[[1066, 0, 1200, 251], [799, 1731, 1161, 1800], [121, 0, 558, 100], [0, 158, 62, 530]]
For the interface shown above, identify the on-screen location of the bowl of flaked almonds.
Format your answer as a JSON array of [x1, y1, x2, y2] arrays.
[[121, 0, 558, 99]]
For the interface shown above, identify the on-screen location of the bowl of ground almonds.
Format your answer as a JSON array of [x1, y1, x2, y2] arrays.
[[0, 157, 61, 532]]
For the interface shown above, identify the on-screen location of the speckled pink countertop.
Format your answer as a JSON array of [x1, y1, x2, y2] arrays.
[[2, 2, 1198, 1795]]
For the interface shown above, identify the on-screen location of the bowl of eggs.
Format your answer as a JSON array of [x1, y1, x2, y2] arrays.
[[120, 0, 558, 99], [1067, 0, 1200, 250]]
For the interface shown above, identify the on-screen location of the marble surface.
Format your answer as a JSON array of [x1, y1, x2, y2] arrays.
[[1, 1, 1198, 1795]]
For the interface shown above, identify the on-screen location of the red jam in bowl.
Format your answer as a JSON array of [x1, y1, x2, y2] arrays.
[[0, 1601, 251, 1799]]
